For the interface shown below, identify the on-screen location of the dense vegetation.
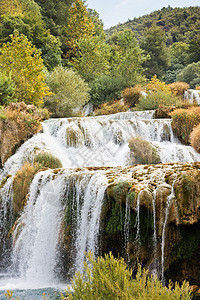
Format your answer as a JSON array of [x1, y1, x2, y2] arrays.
[[0, 0, 199, 116]]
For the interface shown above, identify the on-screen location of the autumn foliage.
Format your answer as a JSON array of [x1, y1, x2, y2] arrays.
[[94, 100, 129, 116], [190, 124, 200, 153], [168, 82, 189, 97], [122, 85, 142, 107], [171, 107, 200, 144], [0, 33, 51, 106]]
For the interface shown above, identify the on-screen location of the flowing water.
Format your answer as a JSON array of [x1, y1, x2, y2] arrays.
[[0, 110, 200, 298]]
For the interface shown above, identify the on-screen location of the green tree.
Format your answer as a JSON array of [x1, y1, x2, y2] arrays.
[[0, 33, 50, 106], [0, 71, 15, 105], [164, 42, 189, 83], [34, 0, 73, 36], [44, 66, 90, 117], [64, 0, 95, 60], [187, 35, 200, 64], [141, 24, 170, 79], [72, 35, 111, 82], [108, 29, 147, 85], [176, 61, 200, 88]]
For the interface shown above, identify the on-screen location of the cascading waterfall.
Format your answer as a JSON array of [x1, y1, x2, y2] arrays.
[[124, 193, 131, 263], [0, 109, 200, 294], [161, 177, 176, 283]]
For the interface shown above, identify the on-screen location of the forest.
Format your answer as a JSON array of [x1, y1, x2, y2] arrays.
[[0, 0, 199, 118]]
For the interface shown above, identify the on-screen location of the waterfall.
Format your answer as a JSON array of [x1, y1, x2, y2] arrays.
[[0, 109, 200, 292], [184, 89, 200, 105], [161, 177, 176, 283]]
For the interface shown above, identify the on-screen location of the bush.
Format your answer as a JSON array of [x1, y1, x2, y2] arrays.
[[122, 85, 142, 107], [171, 107, 200, 144], [135, 90, 180, 110], [44, 66, 90, 117], [146, 75, 171, 93], [168, 82, 190, 97], [190, 124, 200, 153], [196, 86, 200, 90], [89, 75, 127, 106], [129, 137, 161, 164], [34, 151, 62, 169], [62, 252, 191, 300], [93, 100, 129, 116]]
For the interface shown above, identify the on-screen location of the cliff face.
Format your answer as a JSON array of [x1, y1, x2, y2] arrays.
[[0, 102, 48, 166], [59, 162, 200, 285]]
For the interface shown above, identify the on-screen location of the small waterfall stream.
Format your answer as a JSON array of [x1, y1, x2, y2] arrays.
[[0, 110, 200, 294]]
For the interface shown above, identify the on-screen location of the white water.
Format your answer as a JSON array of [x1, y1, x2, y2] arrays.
[[184, 89, 200, 105], [0, 110, 200, 293], [161, 178, 176, 283]]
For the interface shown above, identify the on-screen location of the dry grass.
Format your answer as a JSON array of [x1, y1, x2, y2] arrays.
[[129, 137, 160, 164], [171, 107, 200, 144], [168, 82, 189, 97], [122, 85, 142, 107], [94, 100, 129, 116], [190, 124, 200, 153], [13, 162, 44, 216]]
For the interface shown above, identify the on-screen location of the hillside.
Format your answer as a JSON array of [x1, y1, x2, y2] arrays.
[[105, 6, 200, 45]]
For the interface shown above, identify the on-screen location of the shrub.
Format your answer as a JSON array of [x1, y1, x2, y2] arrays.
[[94, 100, 129, 116], [190, 124, 200, 153], [34, 151, 62, 169], [196, 86, 200, 90], [122, 85, 142, 107], [89, 75, 127, 106], [13, 162, 43, 216], [171, 107, 200, 144], [63, 252, 191, 300], [129, 137, 161, 164], [44, 66, 90, 117], [146, 75, 171, 93], [0, 71, 15, 105], [168, 82, 190, 97], [135, 90, 180, 110]]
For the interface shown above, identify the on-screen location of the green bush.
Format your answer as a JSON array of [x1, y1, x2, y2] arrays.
[[129, 137, 161, 164], [34, 151, 62, 169], [171, 107, 200, 144], [89, 75, 127, 106], [0, 71, 15, 105], [62, 252, 191, 300], [135, 90, 180, 110], [44, 66, 90, 117]]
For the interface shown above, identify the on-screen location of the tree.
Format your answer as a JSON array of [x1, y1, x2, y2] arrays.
[[72, 35, 111, 82], [108, 29, 147, 86], [0, 0, 22, 17], [44, 66, 90, 117], [187, 35, 200, 64], [64, 0, 95, 60], [164, 42, 189, 83], [141, 24, 170, 79], [0, 33, 50, 106], [176, 61, 200, 88]]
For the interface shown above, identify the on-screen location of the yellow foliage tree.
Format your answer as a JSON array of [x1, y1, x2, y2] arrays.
[[0, 33, 51, 106], [146, 75, 171, 93], [0, 0, 22, 18], [64, 0, 95, 59]]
